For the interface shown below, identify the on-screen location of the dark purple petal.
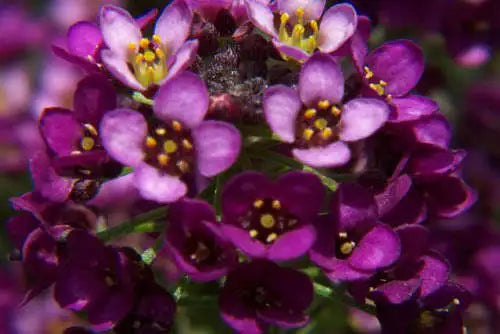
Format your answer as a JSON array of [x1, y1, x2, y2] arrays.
[[318, 4, 357, 53], [339, 98, 389, 142], [193, 120, 241, 177], [394, 224, 429, 261], [52, 45, 100, 72], [39, 108, 82, 156], [371, 278, 421, 304], [67, 21, 102, 58], [411, 114, 451, 148], [407, 146, 463, 177], [54, 267, 106, 311], [7, 214, 39, 249], [73, 74, 117, 125], [267, 224, 316, 261], [325, 259, 374, 281], [88, 290, 135, 331], [424, 176, 477, 218], [30, 151, 72, 202], [417, 253, 450, 298], [330, 182, 377, 231], [221, 225, 267, 258], [298, 53, 344, 106], [292, 141, 351, 168], [154, 0, 193, 55], [389, 95, 439, 123], [263, 85, 301, 143], [374, 174, 412, 217]]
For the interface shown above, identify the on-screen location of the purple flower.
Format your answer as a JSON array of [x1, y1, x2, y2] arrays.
[[310, 182, 401, 281], [100, 71, 241, 203], [163, 198, 238, 282], [219, 260, 313, 333], [220, 171, 323, 261], [99, 1, 197, 90], [246, 0, 357, 61], [264, 52, 389, 167]]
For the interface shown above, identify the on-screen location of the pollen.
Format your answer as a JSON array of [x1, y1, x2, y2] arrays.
[[280, 12, 290, 25], [321, 127, 333, 139], [318, 100, 331, 109], [338, 232, 348, 238], [453, 298, 460, 305], [152, 34, 161, 44], [177, 160, 190, 173], [260, 214, 276, 229], [155, 48, 165, 59], [135, 54, 144, 64], [144, 50, 156, 63], [84, 123, 98, 136], [363, 66, 374, 79], [163, 140, 178, 154], [139, 38, 149, 49], [314, 118, 328, 130], [146, 136, 157, 148], [266, 233, 278, 243], [340, 241, 356, 255], [303, 128, 314, 140], [182, 139, 193, 150], [249, 229, 258, 238], [157, 153, 169, 166], [310, 20, 319, 33], [81, 137, 95, 151], [128, 42, 137, 52], [379, 80, 387, 86], [172, 120, 182, 132], [155, 127, 166, 136], [304, 108, 317, 119], [272, 200, 281, 210], [369, 83, 385, 96], [331, 106, 342, 116], [253, 199, 264, 208]]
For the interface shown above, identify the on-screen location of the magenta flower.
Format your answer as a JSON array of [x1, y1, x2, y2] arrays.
[[219, 260, 313, 333], [246, 0, 357, 61], [99, 1, 197, 90], [100, 71, 241, 203], [163, 199, 238, 282], [264, 52, 389, 167], [221, 171, 323, 261]]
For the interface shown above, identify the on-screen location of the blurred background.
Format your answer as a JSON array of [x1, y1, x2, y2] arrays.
[[0, 0, 499, 333]]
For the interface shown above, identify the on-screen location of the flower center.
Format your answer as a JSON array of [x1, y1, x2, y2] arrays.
[[363, 66, 393, 100], [238, 198, 299, 244], [335, 232, 357, 259], [78, 123, 100, 152], [295, 99, 341, 148], [183, 230, 225, 268], [278, 7, 319, 58], [143, 120, 195, 177], [128, 35, 168, 88]]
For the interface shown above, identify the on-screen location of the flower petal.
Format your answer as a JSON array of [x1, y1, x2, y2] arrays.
[[100, 109, 147, 166], [278, 0, 325, 21], [318, 4, 357, 53], [292, 141, 350, 168], [245, 0, 278, 38], [263, 85, 301, 143], [134, 163, 187, 203], [299, 52, 344, 107], [418, 253, 450, 298], [99, 5, 141, 57], [153, 71, 209, 128], [325, 259, 374, 281], [73, 74, 117, 125], [30, 152, 72, 202], [40, 108, 82, 156], [100, 49, 145, 91], [221, 225, 267, 258], [193, 120, 241, 177], [154, 0, 193, 56], [272, 39, 310, 62], [389, 95, 438, 123], [67, 21, 102, 58], [163, 39, 199, 83], [339, 98, 389, 142], [268, 224, 316, 261]]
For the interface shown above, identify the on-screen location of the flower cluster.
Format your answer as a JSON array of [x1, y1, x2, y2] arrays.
[[4, 0, 495, 333]]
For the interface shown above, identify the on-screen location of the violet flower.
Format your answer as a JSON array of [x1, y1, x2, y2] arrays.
[[246, 0, 358, 61], [264, 52, 389, 167], [100, 71, 241, 203], [219, 260, 313, 333], [163, 198, 238, 282], [99, 1, 198, 90], [220, 171, 323, 261], [310, 182, 401, 281]]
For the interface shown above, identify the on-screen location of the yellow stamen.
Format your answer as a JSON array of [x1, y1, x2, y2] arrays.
[[155, 128, 166, 136], [453, 298, 461, 305], [314, 118, 328, 130], [363, 66, 374, 79], [260, 214, 275, 229], [340, 241, 356, 255], [339, 232, 348, 238], [81, 137, 95, 151], [291, 24, 305, 45], [249, 229, 258, 238], [152, 34, 161, 44], [266, 233, 278, 243], [310, 20, 319, 34], [303, 128, 314, 140], [155, 48, 165, 59], [295, 7, 305, 25], [145, 136, 157, 148], [128, 42, 137, 52], [177, 160, 190, 173], [84, 124, 98, 136], [139, 38, 149, 49], [163, 140, 178, 154], [253, 199, 264, 208], [157, 153, 169, 166], [182, 139, 193, 150], [279, 13, 290, 42], [272, 200, 281, 210], [280, 12, 290, 25], [304, 108, 317, 119], [135, 54, 144, 64], [379, 80, 387, 87], [318, 100, 331, 110], [331, 106, 342, 116], [321, 127, 333, 139], [172, 120, 182, 132], [369, 83, 385, 96], [144, 50, 155, 63]]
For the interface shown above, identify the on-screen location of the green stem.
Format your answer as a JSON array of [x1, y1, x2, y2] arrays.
[[97, 207, 167, 242], [132, 91, 154, 106], [313, 282, 376, 315]]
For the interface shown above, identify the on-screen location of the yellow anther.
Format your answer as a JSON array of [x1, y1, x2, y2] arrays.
[[163, 140, 178, 154], [84, 124, 98, 136], [157, 153, 169, 166], [303, 128, 314, 140], [177, 160, 190, 173], [155, 48, 165, 59], [379, 80, 388, 87], [339, 232, 348, 238], [182, 139, 193, 150], [386, 94, 393, 101], [331, 105, 342, 116], [321, 127, 333, 139], [152, 34, 161, 44], [310, 20, 319, 34], [292, 24, 305, 44], [145, 136, 157, 148], [272, 200, 281, 210], [155, 128, 166, 136], [81, 137, 95, 151], [295, 7, 305, 24], [139, 38, 149, 49], [260, 214, 275, 229], [369, 83, 385, 96], [249, 229, 258, 238], [304, 108, 317, 119], [314, 118, 328, 130], [453, 298, 461, 305], [128, 42, 137, 52], [340, 241, 356, 255], [363, 66, 374, 79], [135, 54, 144, 64], [266, 233, 278, 243], [253, 199, 264, 208], [144, 50, 156, 63], [280, 12, 290, 25], [318, 100, 331, 109], [172, 120, 182, 132]]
